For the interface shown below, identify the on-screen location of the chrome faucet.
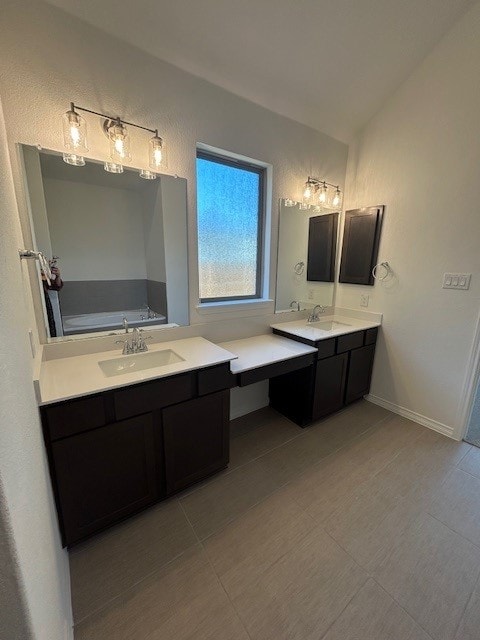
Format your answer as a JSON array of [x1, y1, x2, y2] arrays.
[[116, 328, 152, 354], [307, 304, 327, 323]]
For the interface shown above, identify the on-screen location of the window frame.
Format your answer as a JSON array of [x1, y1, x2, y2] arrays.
[[196, 149, 267, 304]]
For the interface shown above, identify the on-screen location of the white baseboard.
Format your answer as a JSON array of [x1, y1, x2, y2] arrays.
[[366, 394, 456, 440]]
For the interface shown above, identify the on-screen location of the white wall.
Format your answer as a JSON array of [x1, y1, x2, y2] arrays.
[[44, 178, 147, 281], [0, 0, 348, 337], [338, 2, 480, 438], [0, 98, 72, 639]]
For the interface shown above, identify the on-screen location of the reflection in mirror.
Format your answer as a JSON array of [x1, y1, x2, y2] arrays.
[[21, 146, 189, 341], [275, 200, 338, 313]]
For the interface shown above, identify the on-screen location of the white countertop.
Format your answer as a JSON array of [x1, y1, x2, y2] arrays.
[[270, 314, 381, 343], [37, 337, 237, 406], [218, 335, 317, 374]]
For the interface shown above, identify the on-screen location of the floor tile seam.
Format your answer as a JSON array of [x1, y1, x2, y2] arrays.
[[195, 478, 310, 544], [228, 431, 306, 472], [450, 584, 478, 640], [316, 575, 370, 640], [426, 510, 480, 554], [450, 465, 480, 483], [369, 577, 437, 640], [71, 536, 200, 628]]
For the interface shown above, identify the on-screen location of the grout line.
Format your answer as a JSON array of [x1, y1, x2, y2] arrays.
[[370, 578, 437, 640], [177, 499, 255, 640]]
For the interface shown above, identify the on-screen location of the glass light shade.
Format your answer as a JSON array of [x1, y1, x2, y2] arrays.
[[104, 161, 123, 174], [108, 120, 130, 163], [63, 152, 85, 166], [149, 132, 167, 170], [139, 169, 157, 180], [332, 187, 342, 208], [319, 182, 328, 204], [62, 106, 88, 152]]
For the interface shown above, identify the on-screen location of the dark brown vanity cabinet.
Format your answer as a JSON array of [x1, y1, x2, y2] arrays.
[[270, 328, 378, 426], [41, 365, 232, 547], [51, 414, 159, 545]]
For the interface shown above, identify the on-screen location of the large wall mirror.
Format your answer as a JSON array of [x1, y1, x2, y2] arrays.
[[275, 199, 338, 313], [21, 146, 189, 341]]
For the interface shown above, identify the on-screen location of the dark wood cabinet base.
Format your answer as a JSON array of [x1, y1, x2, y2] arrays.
[[270, 328, 378, 427]]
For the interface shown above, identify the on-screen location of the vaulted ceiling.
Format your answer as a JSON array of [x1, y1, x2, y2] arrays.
[[45, 0, 475, 141]]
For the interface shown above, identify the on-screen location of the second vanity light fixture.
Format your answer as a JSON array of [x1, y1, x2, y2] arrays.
[[302, 177, 342, 209], [62, 102, 167, 179]]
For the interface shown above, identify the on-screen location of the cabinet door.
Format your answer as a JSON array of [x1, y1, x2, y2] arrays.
[[307, 213, 338, 282], [52, 414, 158, 546], [345, 345, 376, 404], [313, 353, 348, 420], [163, 391, 229, 494], [339, 206, 384, 285]]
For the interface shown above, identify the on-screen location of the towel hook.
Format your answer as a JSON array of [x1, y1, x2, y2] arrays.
[[372, 261, 392, 281], [294, 261, 305, 275]]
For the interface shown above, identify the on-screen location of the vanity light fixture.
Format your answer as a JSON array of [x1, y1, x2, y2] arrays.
[[61, 103, 167, 177], [283, 198, 296, 207], [62, 102, 88, 165], [302, 177, 343, 209]]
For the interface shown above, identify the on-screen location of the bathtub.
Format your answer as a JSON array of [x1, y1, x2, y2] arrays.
[[62, 309, 167, 336]]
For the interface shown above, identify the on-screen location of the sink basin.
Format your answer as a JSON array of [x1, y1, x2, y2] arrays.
[[308, 320, 351, 331], [99, 349, 185, 377]]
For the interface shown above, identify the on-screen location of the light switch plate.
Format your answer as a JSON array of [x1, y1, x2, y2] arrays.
[[360, 294, 369, 307], [443, 273, 471, 290]]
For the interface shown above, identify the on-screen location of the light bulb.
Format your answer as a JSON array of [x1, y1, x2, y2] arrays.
[[62, 103, 88, 153], [303, 182, 313, 199], [139, 169, 157, 180], [104, 161, 123, 174], [149, 131, 167, 170], [63, 153, 85, 166], [108, 119, 130, 163], [332, 187, 341, 208], [319, 182, 328, 204]]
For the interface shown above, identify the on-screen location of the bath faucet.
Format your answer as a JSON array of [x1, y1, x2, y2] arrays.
[[116, 328, 152, 354], [307, 305, 327, 323]]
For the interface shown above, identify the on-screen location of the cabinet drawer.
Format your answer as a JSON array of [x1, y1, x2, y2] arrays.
[[114, 372, 195, 420], [198, 363, 236, 395], [44, 394, 106, 441], [239, 353, 315, 387], [336, 331, 364, 354], [315, 338, 336, 360], [365, 327, 378, 345]]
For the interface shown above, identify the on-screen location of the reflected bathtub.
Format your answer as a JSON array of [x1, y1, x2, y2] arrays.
[[62, 309, 167, 336]]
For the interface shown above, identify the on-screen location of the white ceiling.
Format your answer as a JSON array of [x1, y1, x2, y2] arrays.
[[45, 0, 475, 142]]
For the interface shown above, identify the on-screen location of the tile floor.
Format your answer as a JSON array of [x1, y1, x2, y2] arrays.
[[69, 400, 480, 640]]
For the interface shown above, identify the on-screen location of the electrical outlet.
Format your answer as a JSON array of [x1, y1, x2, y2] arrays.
[[308, 289, 314, 300], [360, 294, 369, 308], [443, 273, 471, 290]]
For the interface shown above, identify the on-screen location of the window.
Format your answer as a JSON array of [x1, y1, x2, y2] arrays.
[[196, 149, 266, 302]]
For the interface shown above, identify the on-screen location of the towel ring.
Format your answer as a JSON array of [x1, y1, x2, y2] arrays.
[[19, 249, 53, 285], [294, 261, 305, 275], [372, 261, 392, 281]]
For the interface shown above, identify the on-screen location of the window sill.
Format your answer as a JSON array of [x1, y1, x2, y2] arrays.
[[196, 298, 274, 315]]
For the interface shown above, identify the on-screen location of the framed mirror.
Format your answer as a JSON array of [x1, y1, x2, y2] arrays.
[[275, 199, 338, 313], [21, 146, 189, 341]]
